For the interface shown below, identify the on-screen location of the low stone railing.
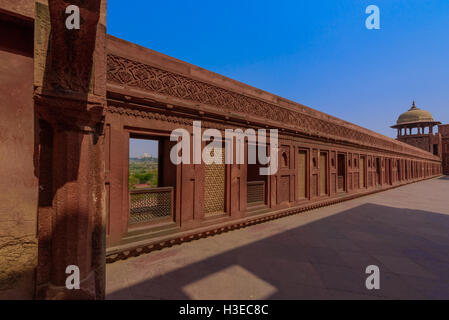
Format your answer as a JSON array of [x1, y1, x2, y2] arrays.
[[129, 187, 173, 224]]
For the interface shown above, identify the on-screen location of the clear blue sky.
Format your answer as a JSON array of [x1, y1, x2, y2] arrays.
[[109, 0, 449, 151]]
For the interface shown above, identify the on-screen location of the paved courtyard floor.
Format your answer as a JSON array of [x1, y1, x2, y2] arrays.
[[107, 177, 449, 300]]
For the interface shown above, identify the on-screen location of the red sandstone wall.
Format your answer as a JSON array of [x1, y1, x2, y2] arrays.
[[0, 13, 37, 299], [0, 0, 34, 19], [104, 35, 442, 255]]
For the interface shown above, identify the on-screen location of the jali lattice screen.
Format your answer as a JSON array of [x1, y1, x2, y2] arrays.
[[204, 146, 226, 216]]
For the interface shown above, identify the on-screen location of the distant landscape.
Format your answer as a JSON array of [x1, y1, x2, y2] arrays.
[[129, 157, 158, 190]]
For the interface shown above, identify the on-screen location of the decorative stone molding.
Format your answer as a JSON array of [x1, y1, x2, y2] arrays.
[[107, 54, 438, 160], [107, 105, 191, 126]]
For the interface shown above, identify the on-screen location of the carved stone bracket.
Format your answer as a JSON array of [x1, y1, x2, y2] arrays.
[[35, 92, 105, 133]]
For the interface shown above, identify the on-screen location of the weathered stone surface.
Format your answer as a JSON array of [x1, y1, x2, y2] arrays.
[[0, 0, 34, 19], [0, 236, 37, 297], [0, 24, 37, 299]]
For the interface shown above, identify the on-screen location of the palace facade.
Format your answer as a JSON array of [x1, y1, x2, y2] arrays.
[[0, 0, 444, 299]]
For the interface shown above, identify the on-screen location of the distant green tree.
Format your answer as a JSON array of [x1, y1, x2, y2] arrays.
[[129, 175, 139, 190], [128, 159, 159, 189]]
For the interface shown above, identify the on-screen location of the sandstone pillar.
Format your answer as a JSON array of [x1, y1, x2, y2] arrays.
[[34, 0, 107, 299]]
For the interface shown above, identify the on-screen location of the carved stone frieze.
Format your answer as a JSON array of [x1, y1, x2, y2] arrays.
[[106, 54, 437, 160]]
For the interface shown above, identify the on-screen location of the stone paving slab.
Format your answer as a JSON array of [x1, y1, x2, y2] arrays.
[[107, 177, 449, 300]]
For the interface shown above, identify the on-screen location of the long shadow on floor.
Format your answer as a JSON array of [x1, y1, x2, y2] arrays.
[[107, 203, 449, 300]]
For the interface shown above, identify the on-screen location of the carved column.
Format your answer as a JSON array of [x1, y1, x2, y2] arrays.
[[34, 0, 107, 299]]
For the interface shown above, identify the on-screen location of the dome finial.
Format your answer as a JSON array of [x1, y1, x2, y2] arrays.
[[410, 100, 418, 111]]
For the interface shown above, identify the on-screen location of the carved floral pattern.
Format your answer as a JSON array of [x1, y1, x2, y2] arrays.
[[107, 54, 436, 160]]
